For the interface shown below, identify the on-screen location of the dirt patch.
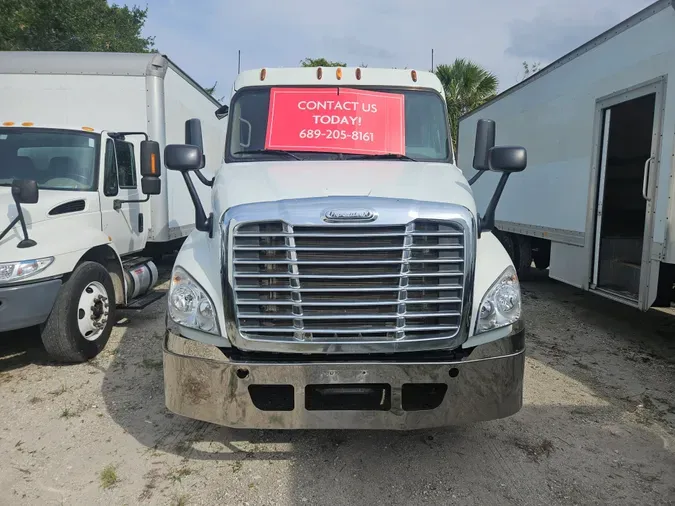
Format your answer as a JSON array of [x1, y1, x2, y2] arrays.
[[1, 269, 674, 505]]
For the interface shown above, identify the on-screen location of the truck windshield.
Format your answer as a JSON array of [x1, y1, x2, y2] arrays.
[[226, 86, 451, 162], [0, 128, 99, 191]]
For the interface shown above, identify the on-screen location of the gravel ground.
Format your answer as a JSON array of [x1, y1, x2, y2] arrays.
[[1, 264, 674, 506]]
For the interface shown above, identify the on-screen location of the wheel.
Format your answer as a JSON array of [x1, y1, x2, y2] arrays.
[[41, 261, 116, 363], [513, 235, 533, 279], [532, 247, 550, 270]]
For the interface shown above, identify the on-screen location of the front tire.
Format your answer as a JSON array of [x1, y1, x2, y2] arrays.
[[41, 261, 117, 363]]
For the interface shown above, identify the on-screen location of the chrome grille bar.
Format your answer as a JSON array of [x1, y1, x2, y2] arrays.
[[231, 217, 466, 344]]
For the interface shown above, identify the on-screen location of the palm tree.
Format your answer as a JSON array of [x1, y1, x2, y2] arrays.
[[434, 58, 499, 155]]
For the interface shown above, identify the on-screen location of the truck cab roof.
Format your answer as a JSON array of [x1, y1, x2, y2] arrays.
[[232, 67, 445, 97]]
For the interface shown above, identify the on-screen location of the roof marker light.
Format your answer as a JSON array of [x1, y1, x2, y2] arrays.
[[260, 68, 267, 81], [82, 126, 95, 132], [317, 67, 323, 80], [336, 67, 342, 80], [22, 122, 34, 127], [355, 68, 362, 80], [411, 70, 418, 82], [2, 121, 15, 126]]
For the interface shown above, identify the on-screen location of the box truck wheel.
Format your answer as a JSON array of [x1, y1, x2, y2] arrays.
[[41, 261, 116, 363], [514, 234, 532, 279]]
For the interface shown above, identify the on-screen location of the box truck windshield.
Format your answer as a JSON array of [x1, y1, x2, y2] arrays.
[[226, 86, 451, 162], [0, 128, 100, 191]]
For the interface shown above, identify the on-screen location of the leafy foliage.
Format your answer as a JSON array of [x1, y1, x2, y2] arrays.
[[300, 57, 346, 67], [0, 0, 154, 52], [434, 58, 499, 154], [520, 61, 542, 81]]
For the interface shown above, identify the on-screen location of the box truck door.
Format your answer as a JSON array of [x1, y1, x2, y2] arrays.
[[99, 133, 148, 255], [590, 78, 665, 310]]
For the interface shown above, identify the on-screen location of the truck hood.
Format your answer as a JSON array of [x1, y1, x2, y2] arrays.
[[1, 188, 101, 250], [212, 160, 476, 217]]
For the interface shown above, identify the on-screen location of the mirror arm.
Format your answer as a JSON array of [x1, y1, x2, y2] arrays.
[[468, 171, 486, 186], [113, 194, 150, 211], [109, 131, 149, 141], [478, 172, 511, 237], [0, 205, 37, 248], [181, 171, 211, 234], [194, 169, 214, 187]]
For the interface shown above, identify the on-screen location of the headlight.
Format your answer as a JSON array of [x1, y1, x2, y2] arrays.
[[168, 266, 219, 334], [0, 257, 54, 283], [475, 265, 521, 334]]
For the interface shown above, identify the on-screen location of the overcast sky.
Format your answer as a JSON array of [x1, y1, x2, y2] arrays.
[[121, 0, 654, 100]]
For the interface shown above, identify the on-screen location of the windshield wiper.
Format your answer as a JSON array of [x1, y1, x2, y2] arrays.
[[233, 149, 303, 160], [349, 153, 418, 161]]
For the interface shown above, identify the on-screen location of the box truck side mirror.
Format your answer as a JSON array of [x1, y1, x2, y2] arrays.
[[140, 140, 162, 196], [12, 178, 39, 204], [0, 179, 39, 248]]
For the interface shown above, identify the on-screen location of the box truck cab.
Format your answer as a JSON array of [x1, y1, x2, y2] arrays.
[[162, 66, 528, 430], [0, 52, 226, 362]]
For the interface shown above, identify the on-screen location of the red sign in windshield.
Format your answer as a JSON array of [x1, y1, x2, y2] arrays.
[[264, 87, 405, 155]]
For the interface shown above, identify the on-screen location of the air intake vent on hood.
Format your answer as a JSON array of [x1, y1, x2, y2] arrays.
[[49, 200, 86, 216]]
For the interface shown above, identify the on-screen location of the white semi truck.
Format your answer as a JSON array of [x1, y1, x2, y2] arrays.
[[0, 51, 226, 362], [458, 0, 675, 311], [161, 66, 529, 430]]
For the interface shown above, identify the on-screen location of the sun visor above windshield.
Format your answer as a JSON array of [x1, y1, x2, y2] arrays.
[[264, 87, 405, 156]]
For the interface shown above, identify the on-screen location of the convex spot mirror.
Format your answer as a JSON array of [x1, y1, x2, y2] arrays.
[[215, 104, 229, 120], [164, 144, 204, 172], [488, 146, 527, 172], [140, 140, 162, 195], [12, 179, 39, 204]]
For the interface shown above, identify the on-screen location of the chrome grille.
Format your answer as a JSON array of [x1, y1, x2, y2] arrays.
[[231, 219, 466, 342]]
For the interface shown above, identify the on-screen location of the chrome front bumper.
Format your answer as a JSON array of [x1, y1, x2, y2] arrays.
[[163, 323, 525, 430]]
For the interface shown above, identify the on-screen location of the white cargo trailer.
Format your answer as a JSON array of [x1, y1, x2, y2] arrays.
[[0, 51, 227, 361], [458, 0, 675, 311]]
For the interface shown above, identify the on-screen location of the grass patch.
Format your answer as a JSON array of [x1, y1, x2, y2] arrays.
[[172, 494, 189, 506], [100, 464, 119, 489], [60, 407, 78, 419], [167, 466, 192, 483]]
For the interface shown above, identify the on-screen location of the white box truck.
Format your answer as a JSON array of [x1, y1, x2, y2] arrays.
[[160, 65, 529, 430], [458, 0, 675, 311], [0, 51, 226, 362]]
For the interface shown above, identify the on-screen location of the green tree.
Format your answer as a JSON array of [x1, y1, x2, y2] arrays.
[[0, 0, 154, 52], [434, 58, 498, 154], [520, 61, 541, 81], [300, 57, 346, 67]]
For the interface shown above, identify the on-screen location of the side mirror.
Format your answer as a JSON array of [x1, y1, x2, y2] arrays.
[[215, 104, 229, 120], [472, 119, 496, 171], [185, 118, 206, 170], [140, 140, 161, 177], [140, 140, 162, 196], [488, 146, 527, 172], [165, 144, 203, 172], [12, 179, 39, 204]]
